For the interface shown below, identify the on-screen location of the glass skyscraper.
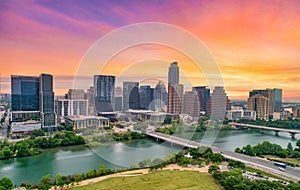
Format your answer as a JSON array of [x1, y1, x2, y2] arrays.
[[39, 74, 56, 127], [11, 75, 39, 112], [94, 75, 115, 113]]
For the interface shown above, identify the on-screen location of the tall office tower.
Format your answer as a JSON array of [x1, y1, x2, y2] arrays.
[[167, 62, 183, 114], [168, 62, 179, 85], [123, 82, 139, 110], [115, 87, 122, 97], [114, 97, 122, 111], [273, 88, 282, 112], [139, 85, 154, 110], [247, 94, 269, 120], [11, 75, 40, 121], [11, 75, 39, 111], [249, 88, 282, 115], [206, 87, 231, 119], [94, 75, 115, 113], [193, 86, 210, 112], [68, 89, 85, 100], [39, 74, 56, 127], [154, 81, 168, 110], [167, 84, 184, 114], [56, 99, 88, 116], [183, 91, 200, 120], [85, 87, 95, 115]]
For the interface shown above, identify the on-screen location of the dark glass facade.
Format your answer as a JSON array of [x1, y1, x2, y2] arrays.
[[39, 74, 55, 127], [11, 76, 39, 111], [94, 75, 115, 113]]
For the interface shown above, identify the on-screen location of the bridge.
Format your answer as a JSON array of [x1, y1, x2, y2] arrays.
[[145, 130, 300, 182], [230, 122, 300, 139]]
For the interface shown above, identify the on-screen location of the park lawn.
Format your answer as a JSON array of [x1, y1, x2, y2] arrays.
[[263, 155, 300, 167], [70, 170, 221, 190]]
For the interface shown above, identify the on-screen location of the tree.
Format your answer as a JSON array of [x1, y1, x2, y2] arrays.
[[16, 141, 30, 157], [38, 174, 52, 190], [2, 146, 13, 158], [0, 177, 13, 190], [287, 142, 294, 152], [163, 116, 172, 125], [209, 153, 224, 163], [74, 174, 82, 185], [55, 174, 64, 189], [179, 157, 191, 166], [296, 139, 300, 149], [208, 164, 220, 175]]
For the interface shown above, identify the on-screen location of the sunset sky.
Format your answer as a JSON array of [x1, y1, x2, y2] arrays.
[[0, 0, 300, 101]]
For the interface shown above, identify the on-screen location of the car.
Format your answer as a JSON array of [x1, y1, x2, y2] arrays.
[[278, 167, 285, 172]]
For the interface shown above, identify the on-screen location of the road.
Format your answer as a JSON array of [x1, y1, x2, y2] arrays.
[[146, 131, 300, 182], [0, 110, 9, 139]]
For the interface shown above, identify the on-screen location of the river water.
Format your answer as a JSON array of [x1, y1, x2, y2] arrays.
[[0, 129, 297, 185]]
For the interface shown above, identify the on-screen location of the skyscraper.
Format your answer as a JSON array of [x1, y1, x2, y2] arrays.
[[39, 74, 56, 127], [193, 86, 210, 112], [183, 91, 200, 120], [249, 88, 282, 115], [247, 94, 269, 120], [154, 81, 168, 111], [94, 75, 115, 113], [274, 88, 282, 112], [85, 86, 95, 115], [167, 84, 184, 114], [206, 87, 231, 119], [123, 81, 139, 110], [168, 62, 179, 85], [139, 85, 154, 110], [167, 62, 183, 114], [68, 89, 85, 100], [11, 75, 40, 122]]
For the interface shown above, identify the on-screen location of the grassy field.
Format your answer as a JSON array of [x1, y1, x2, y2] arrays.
[[263, 155, 300, 167], [70, 170, 221, 190]]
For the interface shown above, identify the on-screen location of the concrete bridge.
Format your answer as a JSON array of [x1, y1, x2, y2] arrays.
[[145, 130, 300, 182], [230, 122, 300, 139]]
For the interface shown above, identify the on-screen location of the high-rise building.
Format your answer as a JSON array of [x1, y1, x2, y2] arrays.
[[56, 99, 88, 116], [123, 82, 139, 110], [249, 88, 282, 115], [206, 87, 231, 119], [247, 94, 269, 120], [183, 91, 200, 120], [139, 85, 154, 110], [168, 62, 179, 85], [154, 81, 168, 111], [39, 74, 56, 127], [114, 97, 122, 111], [274, 88, 282, 112], [68, 89, 85, 100], [94, 75, 115, 113], [85, 87, 95, 115], [11, 75, 40, 112], [167, 62, 183, 114], [167, 84, 184, 114], [193, 86, 210, 112], [11, 74, 56, 127], [115, 87, 122, 97]]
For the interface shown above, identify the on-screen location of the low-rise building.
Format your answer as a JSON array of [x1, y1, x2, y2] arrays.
[[65, 116, 109, 131], [11, 120, 41, 137]]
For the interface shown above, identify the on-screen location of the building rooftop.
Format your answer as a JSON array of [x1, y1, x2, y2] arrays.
[[65, 115, 109, 121], [11, 121, 41, 133]]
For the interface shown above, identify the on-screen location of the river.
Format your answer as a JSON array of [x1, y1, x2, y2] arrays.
[[0, 129, 297, 185]]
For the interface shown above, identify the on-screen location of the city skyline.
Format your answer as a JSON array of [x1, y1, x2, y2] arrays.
[[1, 0, 300, 101]]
